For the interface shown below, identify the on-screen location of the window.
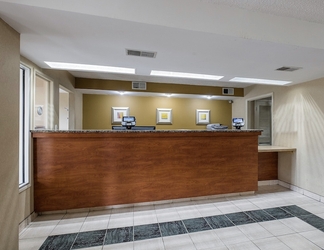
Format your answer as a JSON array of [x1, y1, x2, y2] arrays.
[[19, 64, 31, 188]]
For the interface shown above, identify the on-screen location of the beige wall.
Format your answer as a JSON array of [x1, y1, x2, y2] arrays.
[[0, 18, 20, 250], [83, 94, 232, 129], [233, 78, 324, 197]]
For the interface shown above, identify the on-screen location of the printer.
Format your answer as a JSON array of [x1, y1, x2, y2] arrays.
[[207, 123, 228, 130]]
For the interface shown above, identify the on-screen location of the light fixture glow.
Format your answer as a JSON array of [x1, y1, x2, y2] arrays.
[[229, 77, 291, 85], [207, 96, 212, 99], [44, 61, 135, 74], [119, 91, 125, 95], [150, 70, 223, 80], [164, 93, 173, 97]]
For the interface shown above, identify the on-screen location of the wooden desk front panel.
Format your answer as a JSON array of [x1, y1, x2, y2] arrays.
[[33, 132, 259, 212], [258, 152, 278, 181]]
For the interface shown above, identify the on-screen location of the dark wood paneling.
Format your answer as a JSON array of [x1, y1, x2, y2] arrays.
[[258, 152, 278, 181], [33, 131, 261, 212]]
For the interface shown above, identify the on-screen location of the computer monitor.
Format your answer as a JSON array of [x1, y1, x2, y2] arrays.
[[121, 116, 136, 129], [232, 118, 244, 129]]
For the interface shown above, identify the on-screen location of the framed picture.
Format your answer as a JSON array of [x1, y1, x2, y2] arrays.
[[111, 107, 129, 124], [156, 108, 172, 124], [196, 109, 210, 124]]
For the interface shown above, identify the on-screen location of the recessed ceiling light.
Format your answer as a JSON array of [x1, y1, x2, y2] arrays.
[[150, 70, 223, 80], [229, 77, 291, 85], [44, 62, 135, 74]]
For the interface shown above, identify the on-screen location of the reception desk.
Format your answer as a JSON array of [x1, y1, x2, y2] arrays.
[[32, 129, 262, 212]]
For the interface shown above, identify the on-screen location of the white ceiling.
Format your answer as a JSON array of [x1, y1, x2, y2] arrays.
[[1, 0, 324, 89]]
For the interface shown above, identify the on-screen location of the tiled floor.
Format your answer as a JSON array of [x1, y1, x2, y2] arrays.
[[19, 185, 324, 250]]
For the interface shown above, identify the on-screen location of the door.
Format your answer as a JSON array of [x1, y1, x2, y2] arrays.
[[255, 99, 272, 145], [248, 96, 272, 145]]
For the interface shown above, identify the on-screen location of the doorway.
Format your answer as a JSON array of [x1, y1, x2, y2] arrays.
[[59, 87, 69, 130], [247, 95, 272, 145]]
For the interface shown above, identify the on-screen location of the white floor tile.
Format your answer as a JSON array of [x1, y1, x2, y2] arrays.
[[80, 219, 109, 232], [214, 227, 250, 245], [258, 220, 295, 236], [134, 238, 164, 250], [50, 222, 84, 235], [300, 229, 324, 248], [155, 209, 182, 223], [107, 216, 133, 229], [299, 202, 324, 215], [229, 200, 259, 211], [278, 233, 322, 250], [226, 241, 260, 250], [103, 242, 133, 250], [250, 200, 275, 209], [253, 237, 291, 250], [19, 236, 47, 250], [216, 204, 241, 214], [237, 223, 272, 240], [163, 234, 195, 250], [19, 185, 324, 250], [203, 246, 229, 250], [133, 214, 158, 226], [19, 223, 57, 239], [195, 204, 222, 217], [176, 208, 201, 220], [318, 212, 324, 219], [80, 247, 103, 250], [280, 217, 317, 233], [189, 231, 226, 249]]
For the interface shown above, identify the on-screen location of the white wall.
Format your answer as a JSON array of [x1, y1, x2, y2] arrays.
[[0, 18, 20, 250], [233, 78, 324, 196]]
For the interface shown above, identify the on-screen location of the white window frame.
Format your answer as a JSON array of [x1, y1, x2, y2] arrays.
[[19, 63, 31, 190]]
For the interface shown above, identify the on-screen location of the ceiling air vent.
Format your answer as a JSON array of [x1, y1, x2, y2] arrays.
[[276, 66, 301, 72], [132, 81, 147, 90], [126, 49, 156, 58], [222, 88, 234, 95]]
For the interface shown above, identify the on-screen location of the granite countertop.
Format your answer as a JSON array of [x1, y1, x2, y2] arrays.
[[31, 129, 263, 133]]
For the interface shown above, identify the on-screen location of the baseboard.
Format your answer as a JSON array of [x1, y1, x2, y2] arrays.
[[38, 191, 255, 215], [278, 180, 324, 203], [19, 211, 37, 234]]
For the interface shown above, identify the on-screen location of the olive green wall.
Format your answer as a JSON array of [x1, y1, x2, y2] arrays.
[[83, 94, 232, 129], [0, 18, 19, 250], [76, 78, 244, 97]]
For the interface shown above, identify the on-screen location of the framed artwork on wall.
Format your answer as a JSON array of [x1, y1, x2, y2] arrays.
[[196, 109, 210, 124], [111, 107, 129, 124], [156, 108, 172, 124]]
